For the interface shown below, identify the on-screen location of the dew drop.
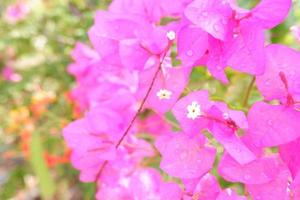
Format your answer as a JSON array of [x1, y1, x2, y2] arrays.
[[267, 120, 273, 126], [226, 189, 232, 196], [213, 24, 220, 32], [188, 7, 198, 13], [216, 65, 222, 71], [223, 112, 229, 119], [235, 147, 241, 153], [186, 50, 193, 57], [265, 79, 271, 86], [114, 25, 120, 31], [180, 150, 188, 160], [289, 70, 296, 77], [222, 0, 228, 5], [244, 174, 251, 180], [221, 19, 227, 25]]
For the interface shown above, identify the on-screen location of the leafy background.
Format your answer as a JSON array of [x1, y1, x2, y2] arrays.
[[0, 0, 299, 199]]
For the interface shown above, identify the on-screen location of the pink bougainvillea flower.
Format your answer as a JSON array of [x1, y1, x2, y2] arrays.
[[207, 105, 256, 164], [109, 0, 162, 23], [96, 185, 131, 200], [249, 0, 292, 29], [183, 173, 221, 200], [119, 39, 152, 70], [1, 66, 22, 82], [291, 25, 300, 42], [5, 1, 29, 24], [63, 0, 299, 198], [223, 20, 265, 76], [109, 0, 192, 23], [136, 113, 172, 136], [246, 165, 292, 200], [129, 169, 182, 200], [88, 11, 146, 66], [63, 105, 136, 182], [256, 44, 300, 104], [279, 138, 300, 178], [247, 101, 300, 147], [172, 90, 213, 134], [96, 168, 182, 200], [156, 132, 216, 179], [173, 90, 255, 164], [184, 0, 234, 41], [180, 0, 291, 83], [177, 25, 209, 66], [204, 37, 229, 84], [70, 59, 139, 111], [137, 65, 191, 114], [218, 153, 281, 185], [68, 42, 100, 80]]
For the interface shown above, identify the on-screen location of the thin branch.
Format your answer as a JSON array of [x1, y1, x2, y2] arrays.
[[94, 51, 168, 191], [242, 76, 256, 107], [116, 63, 162, 148]]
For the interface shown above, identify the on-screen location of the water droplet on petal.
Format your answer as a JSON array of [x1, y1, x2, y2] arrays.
[[223, 112, 229, 119], [213, 24, 220, 32], [216, 65, 222, 71], [244, 174, 251, 180], [186, 50, 193, 57], [267, 120, 273, 126], [226, 189, 232, 196], [235, 147, 241, 153], [265, 79, 271, 86], [221, 19, 227, 25], [188, 7, 198, 13], [222, 0, 228, 5], [289, 70, 296, 77], [180, 150, 188, 160]]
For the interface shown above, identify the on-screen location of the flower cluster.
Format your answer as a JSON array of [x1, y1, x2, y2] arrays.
[[63, 0, 300, 199]]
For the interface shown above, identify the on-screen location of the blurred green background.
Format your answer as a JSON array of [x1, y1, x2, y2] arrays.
[[0, 0, 299, 199]]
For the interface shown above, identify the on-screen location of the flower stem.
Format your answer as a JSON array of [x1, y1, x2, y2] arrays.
[[94, 52, 168, 191], [242, 76, 256, 107]]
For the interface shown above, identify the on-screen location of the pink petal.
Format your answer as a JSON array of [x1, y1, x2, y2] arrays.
[[177, 25, 209, 66], [224, 20, 265, 76], [172, 90, 213, 134], [279, 138, 300, 178], [256, 44, 300, 103], [184, 0, 233, 40], [250, 0, 292, 29], [218, 153, 281, 184], [158, 133, 216, 179], [248, 102, 300, 147]]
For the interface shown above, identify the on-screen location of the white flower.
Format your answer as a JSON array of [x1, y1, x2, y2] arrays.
[[156, 89, 172, 100], [166, 30, 176, 40], [223, 112, 229, 119], [187, 101, 201, 120]]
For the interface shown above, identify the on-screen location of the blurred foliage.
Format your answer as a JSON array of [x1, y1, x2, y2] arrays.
[[0, 0, 299, 199]]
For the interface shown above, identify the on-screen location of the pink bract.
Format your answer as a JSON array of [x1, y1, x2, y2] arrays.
[[63, 0, 300, 198]]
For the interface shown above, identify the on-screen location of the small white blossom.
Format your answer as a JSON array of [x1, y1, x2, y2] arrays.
[[223, 112, 229, 119], [156, 89, 172, 100], [187, 101, 201, 120], [166, 30, 176, 40]]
